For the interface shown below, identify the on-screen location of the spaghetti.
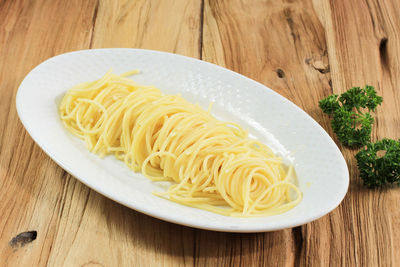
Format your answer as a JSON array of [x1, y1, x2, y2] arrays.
[[59, 70, 302, 217]]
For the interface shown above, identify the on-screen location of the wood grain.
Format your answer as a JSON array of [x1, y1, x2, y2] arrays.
[[0, 0, 399, 266], [91, 0, 202, 57]]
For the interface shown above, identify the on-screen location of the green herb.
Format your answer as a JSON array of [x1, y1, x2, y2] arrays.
[[355, 138, 400, 187], [319, 85, 382, 147]]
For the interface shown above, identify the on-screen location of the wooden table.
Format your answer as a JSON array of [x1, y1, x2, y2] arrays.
[[1, 0, 399, 266]]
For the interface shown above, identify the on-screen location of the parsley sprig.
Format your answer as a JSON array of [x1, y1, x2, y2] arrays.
[[319, 85, 383, 147], [355, 139, 400, 187]]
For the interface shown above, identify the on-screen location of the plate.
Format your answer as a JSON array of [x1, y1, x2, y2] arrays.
[[16, 48, 349, 232]]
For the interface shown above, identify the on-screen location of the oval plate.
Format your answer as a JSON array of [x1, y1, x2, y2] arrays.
[[16, 49, 348, 232]]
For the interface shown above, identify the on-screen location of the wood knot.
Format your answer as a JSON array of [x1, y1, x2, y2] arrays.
[[276, 68, 285, 78], [312, 60, 330, 73], [305, 54, 330, 74], [9, 231, 37, 249], [379, 37, 388, 69]]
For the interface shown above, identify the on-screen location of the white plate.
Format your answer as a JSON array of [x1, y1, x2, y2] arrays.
[[16, 49, 349, 232]]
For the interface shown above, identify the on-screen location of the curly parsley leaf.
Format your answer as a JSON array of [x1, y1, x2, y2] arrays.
[[319, 94, 340, 115], [339, 85, 382, 112], [331, 109, 373, 147], [355, 139, 400, 187]]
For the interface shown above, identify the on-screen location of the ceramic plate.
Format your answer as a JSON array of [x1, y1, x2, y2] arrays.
[[16, 48, 349, 232]]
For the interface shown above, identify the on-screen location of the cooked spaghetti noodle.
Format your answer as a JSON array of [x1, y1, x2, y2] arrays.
[[59, 70, 302, 216]]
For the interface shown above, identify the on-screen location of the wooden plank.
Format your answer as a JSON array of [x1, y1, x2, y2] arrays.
[[46, 0, 202, 265], [305, 0, 400, 266], [0, 0, 98, 266], [202, 0, 332, 266], [0, 0, 202, 266]]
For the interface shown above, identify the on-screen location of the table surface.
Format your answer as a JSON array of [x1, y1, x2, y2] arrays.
[[1, 0, 399, 266]]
